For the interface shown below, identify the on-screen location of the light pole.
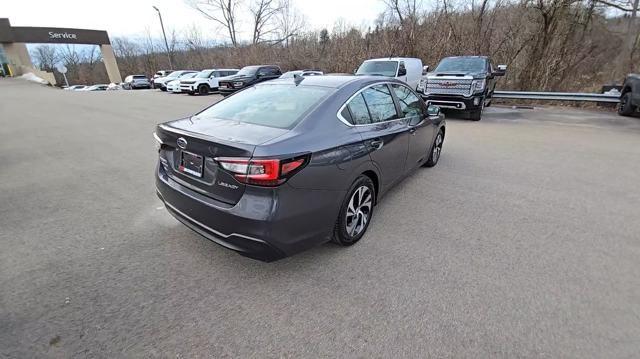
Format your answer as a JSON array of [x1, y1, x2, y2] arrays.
[[152, 5, 173, 70]]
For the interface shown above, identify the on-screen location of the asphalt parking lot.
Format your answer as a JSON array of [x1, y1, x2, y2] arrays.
[[1, 78, 640, 358]]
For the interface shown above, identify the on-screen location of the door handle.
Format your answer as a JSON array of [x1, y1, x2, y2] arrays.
[[369, 139, 383, 149]]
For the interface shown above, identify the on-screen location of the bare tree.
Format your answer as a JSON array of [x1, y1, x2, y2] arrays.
[[31, 45, 59, 71], [250, 0, 282, 44], [187, 0, 241, 47], [274, 0, 305, 47]]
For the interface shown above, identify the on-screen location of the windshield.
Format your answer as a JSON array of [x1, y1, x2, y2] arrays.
[[236, 66, 259, 76], [435, 57, 487, 73], [356, 61, 398, 77], [179, 72, 196, 78], [196, 70, 213, 78], [195, 84, 331, 129]]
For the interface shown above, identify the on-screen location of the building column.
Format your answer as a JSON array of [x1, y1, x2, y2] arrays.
[[100, 44, 122, 84]]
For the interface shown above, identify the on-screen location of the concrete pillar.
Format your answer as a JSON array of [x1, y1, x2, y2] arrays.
[[100, 44, 122, 83], [3, 42, 34, 70]]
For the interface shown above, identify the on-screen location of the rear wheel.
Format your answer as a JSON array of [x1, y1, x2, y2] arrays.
[[198, 84, 210, 95], [424, 130, 444, 167], [618, 92, 635, 116], [332, 175, 375, 246]]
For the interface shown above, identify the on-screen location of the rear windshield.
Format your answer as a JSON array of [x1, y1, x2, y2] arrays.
[[435, 58, 487, 73], [133, 75, 147, 79], [195, 84, 331, 129], [356, 61, 398, 77]]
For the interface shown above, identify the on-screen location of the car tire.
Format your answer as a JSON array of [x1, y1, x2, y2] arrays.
[[618, 92, 635, 116], [198, 84, 210, 95], [424, 130, 444, 168], [332, 175, 375, 246], [469, 109, 482, 121]]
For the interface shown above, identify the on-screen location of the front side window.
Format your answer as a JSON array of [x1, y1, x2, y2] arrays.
[[361, 85, 398, 123], [391, 84, 423, 118], [195, 84, 331, 129]]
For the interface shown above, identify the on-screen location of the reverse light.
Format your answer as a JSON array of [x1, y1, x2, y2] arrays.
[[471, 79, 486, 93], [215, 156, 308, 186]]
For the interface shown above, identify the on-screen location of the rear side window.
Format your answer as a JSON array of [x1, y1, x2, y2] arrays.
[[391, 84, 423, 117], [361, 85, 398, 123], [347, 94, 371, 125], [195, 84, 331, 129]]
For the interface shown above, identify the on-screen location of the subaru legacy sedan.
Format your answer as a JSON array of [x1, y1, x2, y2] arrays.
[[154, 76, 445, 261]]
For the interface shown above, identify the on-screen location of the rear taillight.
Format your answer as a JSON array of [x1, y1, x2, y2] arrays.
[[215, 156, 308, 186]]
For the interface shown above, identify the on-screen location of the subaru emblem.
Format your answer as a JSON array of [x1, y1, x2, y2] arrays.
[[177, 137, 187, 149]]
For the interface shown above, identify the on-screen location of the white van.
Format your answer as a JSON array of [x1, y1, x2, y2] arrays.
[[355, 57, 424, 90]]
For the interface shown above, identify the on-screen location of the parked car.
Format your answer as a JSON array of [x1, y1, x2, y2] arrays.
[[180, 68, 239, 95], [218, 65, 282, 96], [417, 56, 506, 121], [154, 76, 445, 261], [64, 85, 86, 91], [154, 70, 197, 91], [123, 75, 152, 90], [619, 74, 640, 117], [280, 70, 324, 78], [355, 57, 423, 90], [151, 70, 172, 87], [83, 84, 109, 91], [166, 72, 197, 93]]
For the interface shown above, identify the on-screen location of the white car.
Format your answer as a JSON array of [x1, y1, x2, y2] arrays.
[[166, 72, 197, 93], [355, 57, 424, 90], [280, 70, 323, 78], [179, 68, 239, 95], [154, 70, 197, 91], [64, 85, 86, 91]]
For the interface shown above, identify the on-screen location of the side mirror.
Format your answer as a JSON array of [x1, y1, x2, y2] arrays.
[[353, 68, 358, 75], [494, 64, 507, 77], [422, 65, 430, 75], [397, 67, 407, 76], [427, 105, 440, 118]]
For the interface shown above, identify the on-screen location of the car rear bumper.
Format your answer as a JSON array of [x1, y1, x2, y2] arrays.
[[155, 162, 343, 261], [422, 94, 484, 111]]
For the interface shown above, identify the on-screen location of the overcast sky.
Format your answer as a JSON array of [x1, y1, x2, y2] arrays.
[[3, 0, 387, 42]]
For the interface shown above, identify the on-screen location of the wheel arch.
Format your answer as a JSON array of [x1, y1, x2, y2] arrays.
[[361, 170, 379, 205]]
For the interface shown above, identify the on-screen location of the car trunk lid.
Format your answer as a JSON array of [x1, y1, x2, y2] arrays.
[[156, 117, 288, 205]]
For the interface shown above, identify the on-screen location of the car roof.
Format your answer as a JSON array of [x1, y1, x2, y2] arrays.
[[364, 57, 421, 62], [442, 55, 488, 60], [265, 75, 398, 89]]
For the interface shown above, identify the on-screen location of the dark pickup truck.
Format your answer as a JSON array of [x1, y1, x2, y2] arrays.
[[619, 74, 640, 117], [218, 65, 282, 96], [417, 56, 506, 121]]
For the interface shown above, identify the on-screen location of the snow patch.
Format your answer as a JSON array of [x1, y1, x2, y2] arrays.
[[18, 73, 49, 85]]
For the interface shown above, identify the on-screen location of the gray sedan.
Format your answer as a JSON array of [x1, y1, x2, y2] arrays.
[[154, 76, 445, 261]]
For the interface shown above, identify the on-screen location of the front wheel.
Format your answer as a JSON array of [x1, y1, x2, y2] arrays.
[[618, 92, 635, 116], [198, 84, 210, 95], [332, 175, 375, 246], [423, 130, 444, 167]]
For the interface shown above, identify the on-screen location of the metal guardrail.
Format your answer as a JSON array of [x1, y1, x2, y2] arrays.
[[493, 90, 621, 103]]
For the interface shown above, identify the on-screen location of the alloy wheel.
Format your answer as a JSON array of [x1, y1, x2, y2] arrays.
[[432, 133, 443, 163], [345, 186, 373, 237]]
